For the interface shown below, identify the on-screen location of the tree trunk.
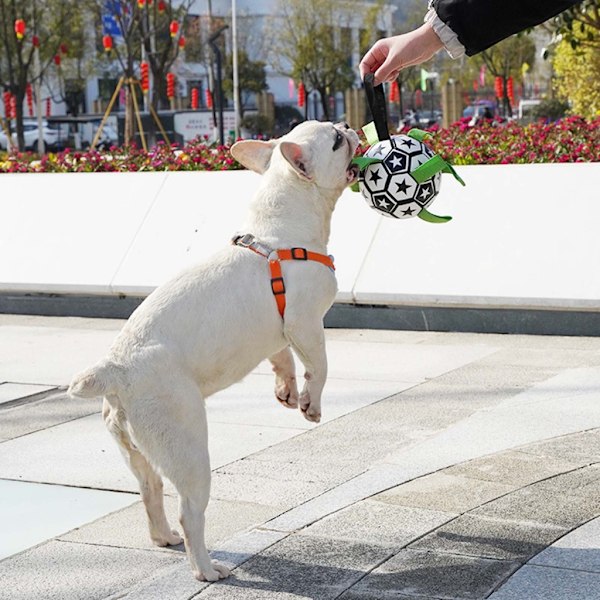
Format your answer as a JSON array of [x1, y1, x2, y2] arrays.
[[319, 87, 330, 121]]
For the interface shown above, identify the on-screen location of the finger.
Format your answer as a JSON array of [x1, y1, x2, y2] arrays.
[[374, 59, 400, 86]]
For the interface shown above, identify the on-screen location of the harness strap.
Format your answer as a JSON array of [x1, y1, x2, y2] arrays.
[[232, 233, 335, 319]]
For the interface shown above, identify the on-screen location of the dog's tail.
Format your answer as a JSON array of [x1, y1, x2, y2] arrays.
[[68, 360, 123, 398]]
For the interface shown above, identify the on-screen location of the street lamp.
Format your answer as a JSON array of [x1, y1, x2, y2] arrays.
[[232, 0, 239, 140], [209, 24, 228, 145]]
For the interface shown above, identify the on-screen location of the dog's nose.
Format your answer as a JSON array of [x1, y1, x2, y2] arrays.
[[342, 122, 350, 129]]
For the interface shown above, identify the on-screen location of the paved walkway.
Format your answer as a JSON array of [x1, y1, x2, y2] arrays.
[[1, 314, 600, 599]]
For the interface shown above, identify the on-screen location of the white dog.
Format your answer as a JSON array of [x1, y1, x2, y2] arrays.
[[68, 120, 360, 582]]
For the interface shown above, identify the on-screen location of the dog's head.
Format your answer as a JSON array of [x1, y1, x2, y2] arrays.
[[231, 121, 360, 192]]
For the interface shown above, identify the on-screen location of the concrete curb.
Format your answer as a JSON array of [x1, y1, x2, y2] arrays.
[[2, 293, 600, 336]]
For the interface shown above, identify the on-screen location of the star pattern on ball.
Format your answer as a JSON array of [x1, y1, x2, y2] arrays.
[[395, 178, 412, 194], [371, 144, 385, 157], [384, 150, 408, 174], [402, 206, 416, 216], [416, 183, 435, 203], [400, 139, 416, 149], [369, 169, 383, 185], [372, 193, 397, 214]]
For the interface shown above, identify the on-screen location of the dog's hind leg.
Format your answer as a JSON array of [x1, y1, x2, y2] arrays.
[[269, 346, 299, 409], [122, 383, 230, 582], [102, 397, 182, 547]]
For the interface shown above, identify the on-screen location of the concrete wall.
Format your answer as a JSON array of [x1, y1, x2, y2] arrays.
[[1, 163, 599, 312]]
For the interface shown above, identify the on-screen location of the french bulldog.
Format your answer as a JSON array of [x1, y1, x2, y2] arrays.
[[68, 120, 360, 581]]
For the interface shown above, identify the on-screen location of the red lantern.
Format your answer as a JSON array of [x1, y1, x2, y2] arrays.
[[103, 35, 113, 52], [138, 0, 145, 7], [472, 80, 479, 93], [389, 80, 399, 103], [26, 84, 34, 117], [32, 35, 40, 48], [45, 97, 51, 117], [158, 0, 166, 13], [60, 43, 68, 55], [178, 35, 186, 49], [54, 54, 61, 66], [297, 82, 305, 108], [169, 21, 179, 38], [205, 89, 213, 109], [166, 72, 175, 99], [140, 62, 149, 93], [506, 76, 514, 104], [191, 88, 199, 109], [3, 91, 12, 119], [494, 76, 503, 99], [10, 95, 17, 119], [414, 88, 423, 108], [14, 19, 25, 40]]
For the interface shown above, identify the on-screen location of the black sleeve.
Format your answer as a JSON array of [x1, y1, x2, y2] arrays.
[[431, 0, 582, 56]]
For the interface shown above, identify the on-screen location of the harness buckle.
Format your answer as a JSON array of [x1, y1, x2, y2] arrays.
[[271, 277, 286, 295], [234, 233, 255, 248], [291, 247, 308, 260]]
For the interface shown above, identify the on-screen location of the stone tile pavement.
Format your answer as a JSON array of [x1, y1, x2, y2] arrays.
[[1, 315, 600, 599]]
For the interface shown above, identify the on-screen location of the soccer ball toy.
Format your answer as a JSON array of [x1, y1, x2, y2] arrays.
[[352, 74, 465, 223], [352, 126, 465, 223]]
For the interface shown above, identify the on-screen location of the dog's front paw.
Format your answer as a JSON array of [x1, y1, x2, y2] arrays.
[[152, 529, 183, 547], [299, 391, 321, 423], [194, 560, 231, 582], [275, 375, 299, 409]]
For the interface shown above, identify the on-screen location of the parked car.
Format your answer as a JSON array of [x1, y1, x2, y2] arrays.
[[0, 119, 70, 152]]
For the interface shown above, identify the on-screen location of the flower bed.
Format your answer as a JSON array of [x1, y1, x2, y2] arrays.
[[0, 116, 598, 173]]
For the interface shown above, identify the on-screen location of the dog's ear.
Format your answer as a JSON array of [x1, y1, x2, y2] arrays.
[[279, 141, 313, 182], [230, 140, 276, 174]]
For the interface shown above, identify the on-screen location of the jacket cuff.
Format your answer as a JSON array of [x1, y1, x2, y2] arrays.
[[424, 7, 465, 59]]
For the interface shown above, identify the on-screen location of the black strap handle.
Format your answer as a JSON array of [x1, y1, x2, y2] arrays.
[[363, 73, 390, 141]]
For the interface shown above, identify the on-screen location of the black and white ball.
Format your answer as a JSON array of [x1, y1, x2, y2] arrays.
[[358, 134, 441, 219]]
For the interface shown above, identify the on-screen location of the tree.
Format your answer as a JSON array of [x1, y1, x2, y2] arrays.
[[473, 34, 536, 117], [551, 0, 600, 51], [87, 0, 192, 144], [270, 0, 356, 120], [0, 0, 73, 150], [553, 27, 600, 118], [223, 50, 267, 118]]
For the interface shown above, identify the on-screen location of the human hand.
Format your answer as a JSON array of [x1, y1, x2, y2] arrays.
[[359, 23, 444, 85]]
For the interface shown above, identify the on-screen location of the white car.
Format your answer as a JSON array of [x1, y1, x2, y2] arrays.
[[0, 119, 70, 152]]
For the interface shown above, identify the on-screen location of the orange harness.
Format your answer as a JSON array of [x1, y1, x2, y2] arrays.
[[232, 233, 335, 318]]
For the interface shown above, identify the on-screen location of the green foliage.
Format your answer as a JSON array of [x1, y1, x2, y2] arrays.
[[271, 0, 356, 119], [551, 0, 600, 51], [223, 50, 268, 110], [553, 26, 600, 119], [531, 98, 570, 121]]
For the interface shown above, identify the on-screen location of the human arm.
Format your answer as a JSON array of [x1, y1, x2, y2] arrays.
[[360, 0, 583, 83], [431, 0, 583, 56], [358, 22, 444, 85]]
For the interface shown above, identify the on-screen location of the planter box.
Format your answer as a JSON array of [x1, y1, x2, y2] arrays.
[[1, 163, 599, 331]]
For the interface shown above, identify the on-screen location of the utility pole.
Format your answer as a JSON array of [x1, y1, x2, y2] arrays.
[[232, 0, 239, 140], [33, 7, 44, 155], [209, 25, 228, 145]]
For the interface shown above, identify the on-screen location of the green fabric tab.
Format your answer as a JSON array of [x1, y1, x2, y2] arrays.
[[362, 122, 379, 146], [351, 156, 382, 170], [350, 181, 359, 192], [443, 162, 466, 186], [411, 154, 447, 183], [417, 208, 452, 223], [407, 128, 432, 142]]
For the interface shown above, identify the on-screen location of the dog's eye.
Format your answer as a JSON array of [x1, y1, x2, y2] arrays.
[[332, 131, 344, 151]]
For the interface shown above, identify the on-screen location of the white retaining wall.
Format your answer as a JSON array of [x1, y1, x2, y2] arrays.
[[1, 163, 599, 310]]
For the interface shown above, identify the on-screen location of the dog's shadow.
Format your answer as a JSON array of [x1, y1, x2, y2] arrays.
[[207, 539, 600, 599]]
